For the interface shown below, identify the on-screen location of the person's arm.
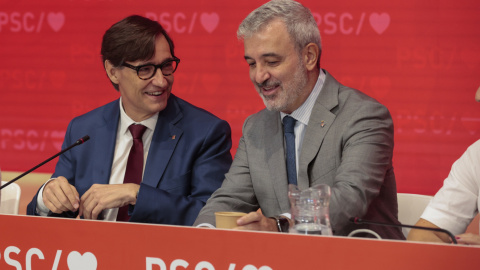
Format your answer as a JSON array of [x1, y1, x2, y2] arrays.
[[409, 141, 480, 244], [408, 218, 480, 245], [129, 119, 232, 225], [42, 176, 80, 214], [193, 116, 263, 227], [32, 178, 54, 216], [78, 183, 138, 219], [407, 218, 452, 243], [27, 121, 79, 218], [328, 100, 395, 233], [455, 233, 480, 245], [235, 209, 279, 231]]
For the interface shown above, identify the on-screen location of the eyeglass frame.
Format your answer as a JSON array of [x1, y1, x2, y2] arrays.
[[121, 56, 181, 80]]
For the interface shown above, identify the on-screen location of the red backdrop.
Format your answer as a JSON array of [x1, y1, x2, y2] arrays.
[[1, 0, 479, 195]]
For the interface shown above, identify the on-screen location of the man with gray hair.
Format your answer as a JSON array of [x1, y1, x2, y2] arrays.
[[194, 0, 404, 239]]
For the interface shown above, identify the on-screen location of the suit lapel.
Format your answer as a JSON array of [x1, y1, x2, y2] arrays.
[[92, 101, 120, 184], [297, 72, 339, 190], [143, 95, 183, 188], [263, 112, 291, 212]]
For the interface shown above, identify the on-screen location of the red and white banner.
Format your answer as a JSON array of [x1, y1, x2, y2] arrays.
[[0, 0, 479, 195], [0, 214, 479, 269]]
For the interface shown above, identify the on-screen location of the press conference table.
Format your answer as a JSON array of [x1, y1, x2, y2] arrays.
[[0, 214, 478, 269]]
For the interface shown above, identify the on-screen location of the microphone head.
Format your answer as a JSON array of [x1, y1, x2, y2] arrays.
[[76, 135, 90, 145], [349, 217, 361, 224]]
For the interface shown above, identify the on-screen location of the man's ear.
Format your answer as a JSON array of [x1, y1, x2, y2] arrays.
[[104, 60, 120, 84], [303, 43, 320, 71]]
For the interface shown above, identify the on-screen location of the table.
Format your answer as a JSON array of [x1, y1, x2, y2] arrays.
[[0, 214, 478, 269]]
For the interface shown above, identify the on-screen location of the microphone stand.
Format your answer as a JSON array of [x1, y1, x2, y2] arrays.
[[350, 217, 457, 244], [0, 135, 90, 190]]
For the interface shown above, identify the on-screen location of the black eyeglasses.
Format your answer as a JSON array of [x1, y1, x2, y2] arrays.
[[122, 57, 180, 80]]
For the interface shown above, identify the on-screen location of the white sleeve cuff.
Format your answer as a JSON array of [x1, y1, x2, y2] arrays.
[[36, 178, 55, 216], [196, 223, 216, 228]]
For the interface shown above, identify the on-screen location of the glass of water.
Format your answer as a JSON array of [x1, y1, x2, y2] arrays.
[[288, 184, 333, 236]]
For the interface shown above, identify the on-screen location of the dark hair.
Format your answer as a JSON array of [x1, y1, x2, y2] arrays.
[[101, 15, 175, 90]]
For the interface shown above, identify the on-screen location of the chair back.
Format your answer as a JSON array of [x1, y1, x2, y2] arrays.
[[0, 181, 22, 215], [397, 193, 433, 238]]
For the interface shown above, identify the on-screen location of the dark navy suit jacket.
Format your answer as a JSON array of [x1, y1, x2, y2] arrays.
[[27, 94, 232, 225]]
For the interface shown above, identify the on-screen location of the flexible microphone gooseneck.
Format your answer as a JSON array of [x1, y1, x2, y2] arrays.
[[0, 135, 90, 190], [349, 217, 457, 244]]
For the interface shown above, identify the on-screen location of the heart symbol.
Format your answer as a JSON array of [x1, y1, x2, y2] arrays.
[[48, 12, 65, 32], [369, 13, 390, 34], [51, 130, 66, 151], [200, 12, 219, 33], [67, 251, 97, 270], [242, 265, 273, 270]]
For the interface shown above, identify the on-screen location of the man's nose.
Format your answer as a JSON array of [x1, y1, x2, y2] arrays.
[[253, 65, 270, 84], [151, 70, 168, 87]]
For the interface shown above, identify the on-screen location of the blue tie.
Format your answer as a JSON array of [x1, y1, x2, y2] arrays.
[[283, 116, 297, 185]]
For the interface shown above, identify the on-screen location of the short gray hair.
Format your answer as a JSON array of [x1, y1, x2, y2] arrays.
[[237, 0, 321, 58]]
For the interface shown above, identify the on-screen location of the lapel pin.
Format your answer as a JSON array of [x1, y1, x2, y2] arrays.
[[321, 120, 325, 128], [172, 135, 176, 140]]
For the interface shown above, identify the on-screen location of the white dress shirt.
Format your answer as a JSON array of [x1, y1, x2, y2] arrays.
[[280, 70, 325, 176], [421, 139, 480, 235], [37, 98, 158, 221]]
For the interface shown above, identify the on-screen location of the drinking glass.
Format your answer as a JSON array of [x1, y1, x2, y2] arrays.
[[288, 184, 333, 235]]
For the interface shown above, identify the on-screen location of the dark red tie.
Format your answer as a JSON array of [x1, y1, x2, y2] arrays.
[[116, 124, 147, 221]]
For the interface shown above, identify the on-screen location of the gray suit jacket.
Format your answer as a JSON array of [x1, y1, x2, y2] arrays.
[[194, 71, 404, 239]]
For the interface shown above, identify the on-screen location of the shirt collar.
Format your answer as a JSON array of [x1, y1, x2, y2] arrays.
[[118, 98, 158, 136]]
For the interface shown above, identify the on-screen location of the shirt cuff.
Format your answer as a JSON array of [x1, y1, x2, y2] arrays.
[[36, 178, 55, 216], [196, 223, 216, 228]]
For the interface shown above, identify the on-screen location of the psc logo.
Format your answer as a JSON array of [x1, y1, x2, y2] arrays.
[[145, 12, 219, 34], [0, 12, 65, 33], [146, 258, 273, 270], [0, 247, 97, 270]]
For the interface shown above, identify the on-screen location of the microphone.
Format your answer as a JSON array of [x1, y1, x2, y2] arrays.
[[0, 135, 90, 190], [349, 217, 457, 244]]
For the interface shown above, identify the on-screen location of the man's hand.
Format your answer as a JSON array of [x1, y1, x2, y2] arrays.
[[79, 183, 139, 219], [456, 233, 480, 245], [234, 209, 279, 232], [42, 176, 80, 214]]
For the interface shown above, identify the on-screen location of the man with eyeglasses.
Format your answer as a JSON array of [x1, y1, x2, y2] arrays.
[[26, 15, 233, 225]]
